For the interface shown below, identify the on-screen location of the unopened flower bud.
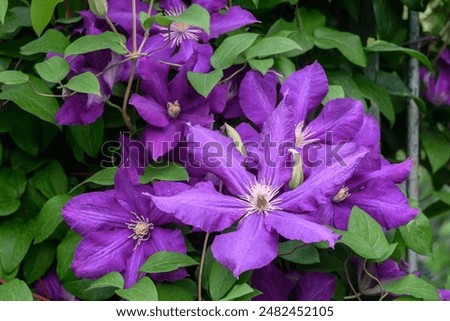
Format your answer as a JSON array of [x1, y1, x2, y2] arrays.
[[89, 0, 108, 17]]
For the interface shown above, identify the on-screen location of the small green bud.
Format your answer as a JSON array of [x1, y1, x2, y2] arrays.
[[224, 123, 247, 156], [89, 0, 108, 17], [288, 148, 304, 189]]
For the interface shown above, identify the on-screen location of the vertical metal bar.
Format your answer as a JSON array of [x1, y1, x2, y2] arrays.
[[365, 53, 381, 122], [407, 11, 420, 273]]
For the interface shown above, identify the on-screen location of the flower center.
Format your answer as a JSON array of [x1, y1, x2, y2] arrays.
[[240, 180, 282, 216], [167, 100, 181, 119], [127, 212, 154, 250], [158, 5, 202, 47], [332, 186, 350, 203], [295, 121, 320, 148]]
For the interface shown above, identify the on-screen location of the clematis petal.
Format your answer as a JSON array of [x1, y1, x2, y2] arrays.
[[345, 179, 419, 230], [439, 290, 450, 301], [72, 229, 134, 279], [211, 214, 278, 277], [307, 98, 365, 144], [280, 142, 368, 213], [192, 0, 226, 12], [186, 125, 256, 195], [129, 94, 170, 127], [252, 263, 295, 301], [141, 122, 183, 160], [239, 70, 278, 128], [123, 243, 147, 288], [210, 6, 259, 38], [139, 57, 171, 106], [63, 192, 131, 234], [296, 272, 336, 301], [151, 181, 244, 232], [120, 134, 150, 175], [265, 211, 339, 247], [55, 94, 104, 125], [257, 98, 295, 188], [280, 62, 328, 123]]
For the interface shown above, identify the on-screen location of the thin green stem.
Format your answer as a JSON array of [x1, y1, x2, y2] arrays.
[[132, 0, 138, 52], [121, 59, 137, 133], [198, 232, 210, 301], [344, 256, 361, 301]]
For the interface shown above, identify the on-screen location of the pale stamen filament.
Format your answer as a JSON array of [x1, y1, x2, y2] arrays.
[[127, 212, 154, 250]]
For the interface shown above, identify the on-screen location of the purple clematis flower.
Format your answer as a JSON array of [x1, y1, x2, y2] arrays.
[[420, 48, 450, 106], [56, 50, 124, 125], [252, 264, 336, 301], [143, 0, 257, 65], [62, 167, 188, 288], [130, 55, 226, 159], [439, 290, 450, 301], [35, 268, 77, 301], [151, 95, 368, 276]]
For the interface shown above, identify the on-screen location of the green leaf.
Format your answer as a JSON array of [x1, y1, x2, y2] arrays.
[[0, 218, 34, 274], [155, 4, 210, 34], [314, 27, 367, 67], [56, 231, 81, 282], [0, 279, 33, 301], [35, 56, 70, 83], [73, 167, 118, 192], [209, 257, 236, 301], [140, 251, 198, 273], [20, 29, 70, 56], [278, 241, 320, 264], [156, 280, 197, 301], [33, 161, 68, 198], [0, 6, 31, 37], [366, 40, 431, 69], [0, 71, 29, 85], [224, 123, 247, 156], [322, 85, 345, 105], [355, 76, 395, 126], [87, 272, 124, 292], [400, 212, 432, 256], [0, 167, 27, 216], [68, 118, 104, 157], [210, 33, 259, 70], [187, 69, 223, 98], [140, 162, 189, 184], [65, 72, 101, 96], [246, 37, 302, 59], [0, 0, 7, 24], [372, 0, 404, 41], [248, 58, 274, 75], [327, 70, 366, 104], [420, 127, 450, 173], [274, 56, 296, 79], [34, 195, 71, 244], [220, 284, 258, 301], [23, 242, 56, 284], [9, 108, 40, 157], [298, 8, 326, 36], [375, 71, 412, 97], [384, 275, 439, 301], [339, 207, 391, 260], [116, 277, 158, 301], [65, 32, 127, 56], [30, 0, 64, 36], [0, 76, 60, 125]]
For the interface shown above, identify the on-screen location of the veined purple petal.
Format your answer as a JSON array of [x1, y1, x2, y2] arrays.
[[72, 229, 134, 279], [123, 243, 147, 288], [106, 0, 149, 35], [141, 122, 183, 160], [308, 98, 365, 144], [379, 158, 412, 184], [186, 125, 256, 195], [139, 57, 171, 106], [55, 94, 104, 125], [211, 214, 278, 277], [352, 114, 380, 147], [63, 192, 131, 234], [192, 0, 226, 12], [151, 181, 244, 232], [252, 263, 295, 301], [208, 84, 228, 114], [257, 99, 295, 188], [239, 70, 278, 128], [236, 122, 260, 145], [281, 62, 328, 123], [296, 272, 336, 301], [129, 94, 170, 128], [265, 211, 339, 247], [159, 0, 187, 11], [280, 143, 368, 213], [345, 179, 418, 230], [120, 134, 150, 175], [210, 6, 259, 38]]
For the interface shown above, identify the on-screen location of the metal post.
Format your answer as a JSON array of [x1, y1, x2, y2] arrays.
[[407, 11, 420, 273]]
